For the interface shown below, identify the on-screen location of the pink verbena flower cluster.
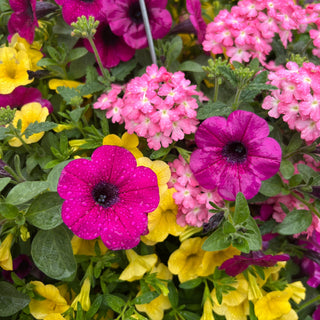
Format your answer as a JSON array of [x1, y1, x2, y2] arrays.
[[168, 155, 224, 227], [306, 3, 320, 59], [94, 64, 205, 150], [262, 61, 320, 143], [202, 0, 307, 66]]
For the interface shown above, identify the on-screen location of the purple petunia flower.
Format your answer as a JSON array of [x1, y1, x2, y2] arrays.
[[8, 0, 38, 43], [54, 0, 104, 24], [84, 17, 135, 68], [219, 250, 290, 277], [186, 0, 207, 43], [299, 231, 320, 288], [103, 0, 172, 49], [0, 87, 53, 113], [57, 145, 160, 250], [189, 110, 282, 201], [313, 305, 320, 320]]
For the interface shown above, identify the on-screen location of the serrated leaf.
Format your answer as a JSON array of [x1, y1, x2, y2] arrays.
[[275, 209, 312, 235], [23, 121, 57, 138], [0, 126, 10, 139], [6, 181, 49, 205], [197, 101, 231, 120], [202, 228, 231, 251], [0, 282, 30, 316], [56, 86, 81, 104], [26, 192, 63, 230], [78, 81, 105, 96], [218, 65, 237, 87], [233, 192, 250, 224], [31, 226, 77, 280]]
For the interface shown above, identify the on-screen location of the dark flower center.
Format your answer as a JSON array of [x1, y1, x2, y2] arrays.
[[222, 141, 247, 163], [80, 0, 95, 2], [92, 181, 119, 208], [101, 25, 119, 46], [129, 2, 143, 24]]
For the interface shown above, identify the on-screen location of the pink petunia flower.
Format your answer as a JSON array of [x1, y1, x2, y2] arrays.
[[189, 110, 282, 201], [0, 86, 53, 113], [54, 0, 104, 24], [103, 0, 172, 49], [57, 145, 160, 250], [8, 0, 38, 43]]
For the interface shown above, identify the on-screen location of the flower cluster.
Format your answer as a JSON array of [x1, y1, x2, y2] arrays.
[[202, 0, 307, 66], [262, 61, 320, 143], [94, 64, 204, 150]]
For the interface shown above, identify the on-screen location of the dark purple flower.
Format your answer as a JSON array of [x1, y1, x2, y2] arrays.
[[2, 254, 44, 282], [8, 0, 38, 43], [55, 0, 104, 24], [189, 110, 282, 201], [84, 18, 135, 68], [313, 305, 320, 320], [57, 145, 160, 250], [299, 231, 320, 288], [219, 250, 290, 277], [104, 0, 172, 49], [0, 86, 53, 113]]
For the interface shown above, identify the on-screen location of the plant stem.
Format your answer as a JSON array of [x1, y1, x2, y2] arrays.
[[290, 190, 320, 218], [87, 36, 110, 82], [214, 77, 219, 102], [297, 294, 320, 312], [233, 88, 242, 110]]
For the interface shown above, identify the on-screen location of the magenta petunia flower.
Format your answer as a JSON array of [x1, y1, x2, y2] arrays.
[[219, 251, 290, 277], [189, 110, 282, 201], [186, 0, 207, 43], [8, 0, 38, 43], [55, 0, 104, 24], [0, 87, 53, 113], [57, 145, 160, 250], [104, 0, 172, 49], [84, 18, 135, 68]]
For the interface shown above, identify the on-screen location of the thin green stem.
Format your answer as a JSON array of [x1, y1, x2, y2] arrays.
[[87, 36, 110, 82], [297, 294, 320, 312], [233, 88, 242, 110], [214, 77, 219, 102], [290, 190, 320, 218]]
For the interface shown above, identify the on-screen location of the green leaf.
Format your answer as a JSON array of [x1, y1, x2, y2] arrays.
[[179, 311, 201, 320], [285, 132, 303, 154], [111, 59, 138, 81], [31, 226, 77, 280], [240, 216, 262, 251], [168, 281, 179, 308], [23, 121, 57, 138], [218, 65, 237, 87], [280, 160, 295, 180], [47, 159, 73, 192], [0, 126, 10, 139], [56, 86, 81, 104], [47, 46, 61, 61], [223, 221, 236, 234], [6, 181, 49, 205], [132, 291, 159, 305], [0, 281, 30, 316], [26, 192, 63, 230], [78, 81, 105, 96], [233, 192, 250, 224], [37, 57, 57, 67], [179, 61, 204, 73], [67, 47, 88, 62], [232, 237, 250, 253], [275, 209, 312, 235], [297, 163, 320, 184], [197, 101, 231, 120], [202, 228, 231, 251], [289, 174, 303, 188], [259, 175, 282, 197], [0, 203, 19, 219], [0, 177, 11, 192], [150, 147, 170, 160], [179, 278, 202, 289], [167, 36, 183, 68], [104, 294, 126, 313]]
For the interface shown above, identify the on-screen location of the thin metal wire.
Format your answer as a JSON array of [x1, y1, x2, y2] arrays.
[[139, 0, 157, 66]]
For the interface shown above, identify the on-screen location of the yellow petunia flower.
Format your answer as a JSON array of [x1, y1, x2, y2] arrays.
[[200, 297, 215, 320], [9, 34, 43, 71], [103, 132, 143, 159], [0, 47, 33, 94], [211, 274, 250, 320], [142, 188, 186, 245], [9, 102, 49, 147], [135, 263, 172, 320], [29, 281, 70, 319], [119, 250, 158, 282], [254, 289, 292, 320], [48, 79, 92, 98], [285, 281, 306, 304], [71, 277, 91, 311], [43, 314, 66, 320], [71, 236, 108, 256], [168, 237, 205, 283], [0, 233, 14, 271], [137, 157, 171, 195]]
